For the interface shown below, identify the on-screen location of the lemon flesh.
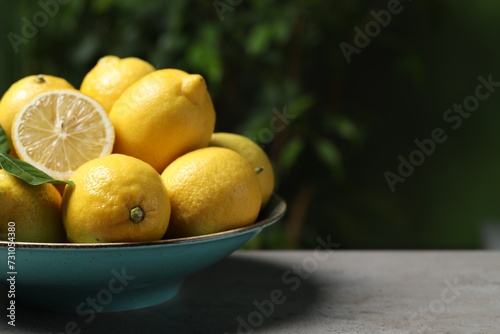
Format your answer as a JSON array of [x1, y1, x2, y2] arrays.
[[0, 74, 74, 156], [12, 89, 115, 180]]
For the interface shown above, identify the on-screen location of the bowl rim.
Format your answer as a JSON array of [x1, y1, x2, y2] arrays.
[[0, 194, 286, 249]]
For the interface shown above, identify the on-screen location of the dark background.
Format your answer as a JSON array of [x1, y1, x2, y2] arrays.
[[2, 0, 500, 249]]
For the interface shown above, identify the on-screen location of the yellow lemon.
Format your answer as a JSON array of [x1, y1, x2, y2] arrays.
[[0, 74, 74, 156], [80, 55, 155, 113], [0, 169, 65, 243], [62, 154, 170, 243], [210, 132, 275, 208], [109, 69, 216, 173], [161, 147, 261, 238], [11, 89, 115, 181]]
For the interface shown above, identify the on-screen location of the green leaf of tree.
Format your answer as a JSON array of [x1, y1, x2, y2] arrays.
[[314, 138, 344, 179], [0, 153, 74, 186], [246, 25, 273, 56], [279, 136, 304, 173], [324, 113, 363, 143]]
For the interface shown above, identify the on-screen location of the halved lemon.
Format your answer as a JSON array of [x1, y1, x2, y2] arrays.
[[11, 90, 115, 180]]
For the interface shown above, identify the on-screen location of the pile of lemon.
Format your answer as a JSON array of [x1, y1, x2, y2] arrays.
[[0, 56, 274, 243]]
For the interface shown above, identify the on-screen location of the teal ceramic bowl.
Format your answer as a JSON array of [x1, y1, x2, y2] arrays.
[[0, 195, 285, 312]]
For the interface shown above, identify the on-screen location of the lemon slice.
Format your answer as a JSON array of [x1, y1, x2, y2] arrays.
[[11, 90, 115, 180]]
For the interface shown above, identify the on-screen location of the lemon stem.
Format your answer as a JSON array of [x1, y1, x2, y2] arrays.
[[255, 166, 264, 175], [130, 206, 145, 224], [34, 74, 46, 84]]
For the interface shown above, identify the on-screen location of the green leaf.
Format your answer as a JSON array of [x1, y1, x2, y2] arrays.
[[0, 153, 74, 186], [186, 25, 223, 85], [324, 113, 363, 143], [314, 138, 344, 180], [91, 0, 116, 13], [279, 136, 304, 173], [315, 139, 341, 168], [290, 95, 314, 117], [246, 25, 273, 55], [0, 124, 10, 154]]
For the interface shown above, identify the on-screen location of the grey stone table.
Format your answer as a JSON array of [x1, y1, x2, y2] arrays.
[[1, 251, 500, 333]]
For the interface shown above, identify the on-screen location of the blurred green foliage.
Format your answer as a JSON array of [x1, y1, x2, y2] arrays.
[[3, 0, 500, 249]]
